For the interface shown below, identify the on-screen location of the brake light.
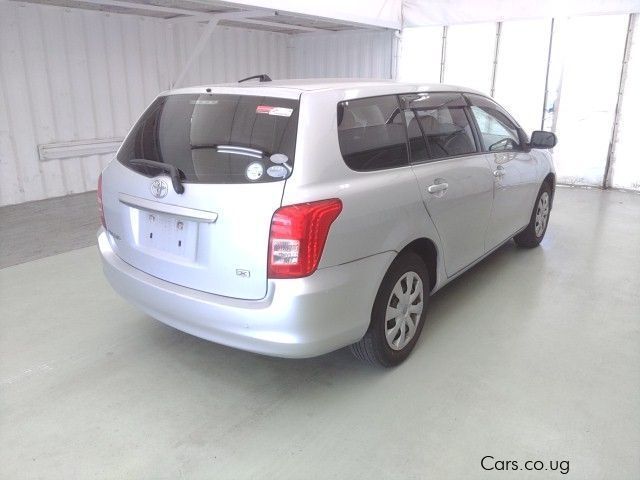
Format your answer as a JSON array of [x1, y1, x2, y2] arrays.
[[97, 173, 106, 229], [268, 199, 343, 279]]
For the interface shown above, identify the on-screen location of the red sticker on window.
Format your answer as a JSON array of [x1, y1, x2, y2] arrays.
[[256, 105, 293, 117]]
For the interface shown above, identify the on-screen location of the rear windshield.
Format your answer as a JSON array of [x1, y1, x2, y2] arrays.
[[117, 94, 299, 184]]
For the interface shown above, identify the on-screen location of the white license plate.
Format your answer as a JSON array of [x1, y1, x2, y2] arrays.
[[138, 211, 198, 260]]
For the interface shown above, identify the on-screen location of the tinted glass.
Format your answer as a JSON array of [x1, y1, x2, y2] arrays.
[[404, 110, 429, 162], [401, 92, 476, 160], [337, 95, 408, 171], [117, 94, 299, 183], [466, 94, 522, 151]]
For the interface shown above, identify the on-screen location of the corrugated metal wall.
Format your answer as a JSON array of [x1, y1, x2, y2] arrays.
[[0, 2, 291, 206], [0, 2, 393, 206], [290, 30, 394, 79], [168, 21, 291, 88]]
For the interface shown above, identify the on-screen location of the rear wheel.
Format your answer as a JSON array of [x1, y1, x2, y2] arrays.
[[350, 252, 429, 367], [514, 182, 552, 248]]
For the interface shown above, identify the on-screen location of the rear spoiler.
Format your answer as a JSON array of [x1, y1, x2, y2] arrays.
[[238, 74, 272, 83]]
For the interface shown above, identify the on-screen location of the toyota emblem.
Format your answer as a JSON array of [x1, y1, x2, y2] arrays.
[[150, 179, 168, 198]]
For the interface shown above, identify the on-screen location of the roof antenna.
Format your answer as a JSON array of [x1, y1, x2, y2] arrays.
[[238, 74, 272, 83]]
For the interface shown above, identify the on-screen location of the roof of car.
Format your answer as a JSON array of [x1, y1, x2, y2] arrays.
[[167, 78, 486, 98]]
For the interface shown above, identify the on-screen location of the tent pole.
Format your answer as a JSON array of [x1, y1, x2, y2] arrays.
[[439, 26, 448, 83], [391, 30, 401, 80], [603, 13, 636, 189], [540, 18, 555, 130], [490, 22, 502, 97]]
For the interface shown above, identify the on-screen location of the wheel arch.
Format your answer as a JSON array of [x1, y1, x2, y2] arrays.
[[543, 172, 556, 208], [398, 238, 439, 292]]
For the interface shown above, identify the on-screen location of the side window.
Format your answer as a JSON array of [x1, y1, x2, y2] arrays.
[[337, 95, 408, 171], [466, 94, 521, 152], [401, 92, 476, 161]]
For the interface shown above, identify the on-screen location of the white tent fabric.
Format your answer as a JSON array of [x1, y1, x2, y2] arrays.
[[403, 0, 640, 27], [549, 15, 628, 187], [397, 13, 640, 190]]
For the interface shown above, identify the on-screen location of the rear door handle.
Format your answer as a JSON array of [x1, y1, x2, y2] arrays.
[[427, 183, 449, 194]]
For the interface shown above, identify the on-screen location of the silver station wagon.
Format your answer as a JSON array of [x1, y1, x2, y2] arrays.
[[98, 78, 557, 367]]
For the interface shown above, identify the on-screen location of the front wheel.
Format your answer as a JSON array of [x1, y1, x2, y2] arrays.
[[350, 252, 429, 367], [514, 182, 552, 248]]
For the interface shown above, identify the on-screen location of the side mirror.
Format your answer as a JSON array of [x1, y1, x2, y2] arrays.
[[529, 130, 557, 149]]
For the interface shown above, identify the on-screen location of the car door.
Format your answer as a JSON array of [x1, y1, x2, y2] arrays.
[[402, 92, 495, 276], [465, 94, 540, 250]]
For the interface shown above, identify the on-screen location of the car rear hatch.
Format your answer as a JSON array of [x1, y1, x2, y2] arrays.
[[101, 91, 300, 300]]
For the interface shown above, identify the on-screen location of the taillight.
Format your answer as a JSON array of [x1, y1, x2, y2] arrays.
[[97, 173, 106, 229], [268, 199, 343, 279]]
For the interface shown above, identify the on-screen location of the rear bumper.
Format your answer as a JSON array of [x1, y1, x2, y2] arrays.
[[98, 229, 393, 358]]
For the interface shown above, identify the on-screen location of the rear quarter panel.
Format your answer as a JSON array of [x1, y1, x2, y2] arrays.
[[282, 90, 447, 289]]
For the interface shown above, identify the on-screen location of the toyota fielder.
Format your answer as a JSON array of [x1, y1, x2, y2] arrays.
[[98, 78, 557, 367]]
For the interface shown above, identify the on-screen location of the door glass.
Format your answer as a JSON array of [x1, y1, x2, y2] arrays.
[[402, 92, 476, 160], [467, 93, 522, 152], [470, 106, 520, 151]]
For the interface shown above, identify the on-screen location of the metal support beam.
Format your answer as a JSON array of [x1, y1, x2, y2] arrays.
[[439, 26, 448, 84], [221, 18, 324, 32], [77, 2, 272, 23], [540, 18, 555, 130], [166, 10, 275, 25], [490, 22, 502, 97], [181, 1, 400, 30], [603, 13, 636, 189], [171, 19, 219, 89], [71, 0, 214, 17], [391, 30, 401, 80]]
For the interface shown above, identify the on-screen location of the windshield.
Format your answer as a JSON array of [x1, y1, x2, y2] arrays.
[[117, 93, 299, 184]]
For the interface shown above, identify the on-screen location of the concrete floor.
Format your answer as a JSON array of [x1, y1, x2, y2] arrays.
[[0, 191, 99, 268], [1, 187, 639, 479]]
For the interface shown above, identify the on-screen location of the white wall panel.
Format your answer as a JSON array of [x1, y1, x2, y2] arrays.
[[493, 19, 552, 135], [551, 15, 628, 187], [443, 23, 496, 94], [611, 16, 640, 191], [396, 26, 443, 82], [290, 31, 394, 79], [0, 2, 290, 206]]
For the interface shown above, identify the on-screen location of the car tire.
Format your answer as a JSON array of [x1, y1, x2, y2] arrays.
[[514, 181, 552, 248], [350, 252, 429, 367]]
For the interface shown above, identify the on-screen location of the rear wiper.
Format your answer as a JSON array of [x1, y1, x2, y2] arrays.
[[129, 158, 185, 194], [191, 144, 267, 156]]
